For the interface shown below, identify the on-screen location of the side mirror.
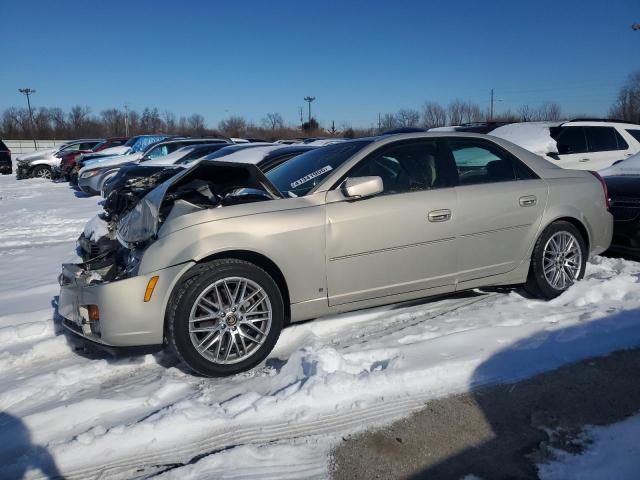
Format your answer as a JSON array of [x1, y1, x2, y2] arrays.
[[341, 176, 383, 199]]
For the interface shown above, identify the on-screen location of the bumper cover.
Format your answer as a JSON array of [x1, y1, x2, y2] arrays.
[[58, 261, 195, 347]]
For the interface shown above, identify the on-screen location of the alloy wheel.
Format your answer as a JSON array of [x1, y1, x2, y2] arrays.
[[542, 231, 582, 290], [188, 276, 272, 365]]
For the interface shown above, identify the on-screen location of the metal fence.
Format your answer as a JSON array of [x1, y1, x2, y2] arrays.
[[4, 140, 71, 155]]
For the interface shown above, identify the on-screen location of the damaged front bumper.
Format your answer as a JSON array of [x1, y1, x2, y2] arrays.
[[58, 261, 194, 349]]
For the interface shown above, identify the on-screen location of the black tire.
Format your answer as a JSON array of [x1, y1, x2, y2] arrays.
[[31, 165, 52, 179], [524, 221, 587, 300], [167, 259, 284, 377]]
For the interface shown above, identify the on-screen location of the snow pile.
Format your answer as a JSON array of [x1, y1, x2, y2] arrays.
[[538, 414, 640, 480], [2, 174, 640, 479], [599, 152, 640, 177], [490, 122, 559, 156], [82, 214, 110, 241]]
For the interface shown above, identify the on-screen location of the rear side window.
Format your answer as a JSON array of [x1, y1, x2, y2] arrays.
[[0, 140, 8, 151], [555, 127, 588, 154], [626, 130, 640, 143], [584, 126, 624, 152], [447, 139, 536, 186]]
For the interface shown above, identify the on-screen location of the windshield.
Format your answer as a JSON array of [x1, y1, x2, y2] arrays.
[[265, 140, 372, 196]]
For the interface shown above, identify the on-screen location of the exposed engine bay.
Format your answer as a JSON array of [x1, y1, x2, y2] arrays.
[[76, 161, 282, 282]]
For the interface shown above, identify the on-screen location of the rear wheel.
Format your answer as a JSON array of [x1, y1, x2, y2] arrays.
[[168, 259, 284, 377], [525, 221, 586, 299], [32, 165, 52, 179]]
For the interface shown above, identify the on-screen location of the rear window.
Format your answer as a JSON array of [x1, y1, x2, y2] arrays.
[[627, 130, 640, 143]]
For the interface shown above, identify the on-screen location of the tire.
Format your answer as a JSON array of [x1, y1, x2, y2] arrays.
[[32, 165, 52, 179], [168, 259, 284, 377], [524, 221, 587, 299]]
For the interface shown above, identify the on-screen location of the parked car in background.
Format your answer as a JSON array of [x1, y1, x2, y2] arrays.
[[71, 135, 176, 185], [548, 119, 640, 170], [59, 132, 612, 377], [16, 139, 103, 179], [77, 138, 231, 195], [0, 139, 11, 174], [55, 137, 129, 180], [602, 153, 640, 257]]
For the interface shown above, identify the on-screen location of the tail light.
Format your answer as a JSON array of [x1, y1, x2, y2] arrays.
[[589, 171, 610, 210]]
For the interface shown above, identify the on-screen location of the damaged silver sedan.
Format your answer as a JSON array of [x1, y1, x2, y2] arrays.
[[58, 133, 613, 376]]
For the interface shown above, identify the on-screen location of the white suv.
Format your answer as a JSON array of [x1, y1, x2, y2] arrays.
[[549, 119, 640, 171]]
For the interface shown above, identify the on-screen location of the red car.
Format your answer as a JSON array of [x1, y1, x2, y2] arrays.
[[55, 137, 129, 180]]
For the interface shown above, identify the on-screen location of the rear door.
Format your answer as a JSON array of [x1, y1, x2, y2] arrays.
[[325, 139, 458, 306], [582, 126, 632, 170], [446, 138, 548, 282]]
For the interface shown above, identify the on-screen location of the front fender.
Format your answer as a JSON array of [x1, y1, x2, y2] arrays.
[[138, 206, 327, 305]]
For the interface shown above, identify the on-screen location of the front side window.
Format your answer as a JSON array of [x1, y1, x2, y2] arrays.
[[347, 141, 446, 195], [266, 140, 373, 197], [555, 127, 588, 155], [584, 126, 623, 152], [448, 140, 520, 185]]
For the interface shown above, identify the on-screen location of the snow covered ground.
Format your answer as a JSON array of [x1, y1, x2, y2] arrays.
[[538, 413, 640, 480], [2, 171, 640, 479]]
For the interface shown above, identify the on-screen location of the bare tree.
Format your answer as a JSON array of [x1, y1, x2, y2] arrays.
[[447, 99, 466, 125], [261, 112, 284, 131], [395, 108, 420, 127], [163, 110, 176, 134], [537, 102, 562, 121], [188, 114, 206, 134], [610, 70, 640, 123], [421, 101, 447, 128], [101, 108, 125, 136], [518, 104, 533, 122], [68, 105, 91, 134], [218, 115, 247, 137], [379, 113, 398, 130]]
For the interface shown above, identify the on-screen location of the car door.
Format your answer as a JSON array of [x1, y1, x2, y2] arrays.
[[446, 138, 548, 283], [553, 126, 590, 169], [582, 126, 632, 170], [324, 139, 458, 306]]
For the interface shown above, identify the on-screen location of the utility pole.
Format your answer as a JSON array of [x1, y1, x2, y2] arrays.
[[298, 106, 304, 130], [124, 103, 130, 136], [490, 88, 494, 121], [378, 112, 381, 132], [304, 96, 315, 125], [18, 88, 37, 149]]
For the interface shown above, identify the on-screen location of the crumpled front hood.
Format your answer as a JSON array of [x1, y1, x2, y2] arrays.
[[18, 148, 56, 162], [116, 160, 283, 245]]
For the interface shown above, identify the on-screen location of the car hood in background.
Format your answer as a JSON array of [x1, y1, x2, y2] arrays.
[[80, 152, 142, 173], [17, 148, 57, 162]]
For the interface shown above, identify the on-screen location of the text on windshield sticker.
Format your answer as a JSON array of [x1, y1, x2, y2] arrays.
[[290, 165, 333, 189]]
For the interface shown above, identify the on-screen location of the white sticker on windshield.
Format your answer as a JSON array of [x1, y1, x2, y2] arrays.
[[290, 165, 333, 189]]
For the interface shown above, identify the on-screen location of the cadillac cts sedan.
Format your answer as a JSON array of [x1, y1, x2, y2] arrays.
[[58, 133, 613, 376]]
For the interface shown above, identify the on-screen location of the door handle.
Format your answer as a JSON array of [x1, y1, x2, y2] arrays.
[[428, 209, 451, 222], [519, 195, 537, 207], [579, 158, 590, 162]]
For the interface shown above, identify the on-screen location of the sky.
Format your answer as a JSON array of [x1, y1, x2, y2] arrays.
[[0, 0, 638, 129]]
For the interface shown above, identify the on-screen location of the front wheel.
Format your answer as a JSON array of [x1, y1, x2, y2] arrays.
[[525, 221, 587, 299], [168, 259, 284, 377], [32, 165, 52, 179]]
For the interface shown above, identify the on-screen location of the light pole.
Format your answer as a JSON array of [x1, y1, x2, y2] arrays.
[[304, 96, 315, 126], [18, 88, 37, 149]]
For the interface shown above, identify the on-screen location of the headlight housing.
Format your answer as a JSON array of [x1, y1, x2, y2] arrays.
[[81, 169, 100, 179], [116, 197, 159, 245]]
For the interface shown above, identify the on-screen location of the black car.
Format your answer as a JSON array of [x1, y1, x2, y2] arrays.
[[0, 140, 11, 174], [604, 174, 640, 256]]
